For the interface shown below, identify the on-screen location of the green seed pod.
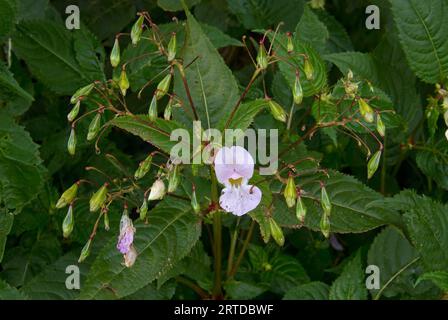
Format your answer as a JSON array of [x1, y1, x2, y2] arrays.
[[304, 58, 314, 80], [320, 185, 331, 216], [256, 42, 268, 70], [269, 218, 285, 246], [164, 98, 173, 120], [104, 212, 110, 231], [358, 98, 374, 123], [70, 83, 94, 104], [134, 154, 153, 180], [67, 128, 77, 156], [56, 182, 78, 209], [296, 196, 307, 223], [62, 204, 75, 238], [156, 74, 172, 100], [148, 95, 158, 121], [140, 199, 148, 220], [283, 175, 297, 208], [168, 165, 181, 193], [287, 32, 294, 53], [78, 239, 92, 263], [191, 188, 200, 214], [320, 213, 330, 238], [367, 150, 382, 179], [131, 15, 144, 46], [293, 74, 303, 105], [67, 100, 81, 122], [376, 113, 386, 137], [167, 32, 177, 62], [267, 99, 287, 123], [89, 183, 108, 212], [110, 38, 121, 68], [87, 113, 101, 141], [119, 69, 129, 96]]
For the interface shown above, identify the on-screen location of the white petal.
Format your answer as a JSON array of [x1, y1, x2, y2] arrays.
[[445, 129, 448, 141], [214, 146, 254, 184], [219, 184, 262, 216]]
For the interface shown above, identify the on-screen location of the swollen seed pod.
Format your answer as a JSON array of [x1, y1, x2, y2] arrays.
[[164, 98, 173, 120], [269, 218, 285, 246], [110, 38, 120, 68], [62, 204, 75, 238], [119, 69, 129, 96], [367, 150, 382, 179], [134, 154, 153, 180], [148, 179, 166, 201], [256, 42, 268, 70], [56, 182, 78, 209], [287, 32, 294, 53], [358, 98, 374, 123], [267, 99, 287, 122], [293, 74, 303, 105], [296, 196, 307, 223], [70, 83, 94, 104], [168, 165, 180, 193], [284, 175, 297, 208], [320, 185, 331, 216], [131, 15, 144, 46], [148, 95, 158, 121], [376, 113, 386, 137], [87, 113, 101, 141], [167, 32, 177, 62], [191, 188, 200, 214], [67, 100, 80, 122], [304, 59, 314, 80], [104, 212, 110, 231], [155, 74, 172, 100], [139, 199, 148, 220], [67, 128, 77, 156], [320, 213, 330, 238], [89, 183, 108, 212], [78, 239, 92, 263]]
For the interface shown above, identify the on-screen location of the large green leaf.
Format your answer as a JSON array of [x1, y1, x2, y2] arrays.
[[0, 0, 17, 38], [80, 200, 201, 299], [283, 282, 330, 300], [0, 278, 27, 300], [416, 138, 448, 191], [417, 271, 448, 292], [0, 212, 13, 263], [315, 10, 353, 53], [295, 6, 329, 54], [0, 62, 33, 101], [390, 0, 448, 83]]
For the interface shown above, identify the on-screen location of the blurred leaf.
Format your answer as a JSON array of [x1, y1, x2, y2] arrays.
[[158, 0, 201, 11], [0, 213, 14, 262], [0, 278, 27, 300], [0, 0, 17, 38]]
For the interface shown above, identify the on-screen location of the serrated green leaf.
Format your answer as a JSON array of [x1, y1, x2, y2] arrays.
[[125, 280, 176, 300], [0, 212, 13, 262], [416, 271, 448, 292], [315, 10, 353, 53], [295, 6, 329, 54], [0, 62, 33, 102], [283, 281, 329, 300], [224, 280, 268, 300]]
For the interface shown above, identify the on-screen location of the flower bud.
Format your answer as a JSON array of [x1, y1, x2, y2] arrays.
[[367, 150, 382, 179], [358, 98, 374, 123], [256, 42, 268, 70], [167, 32, 177, 62], [269, 218, 285, 246], [320, 213, 330, 238], [293, 73, 303, 105], [156, 74, 172, 100], [124, 246, 138, 268], [287, 32, 294, 53], [131, 15, 144, 46], [191, 187, 200, 213], [87, 113, 101, 141], [139, 199, 148, 220], [62, 204, 75, 238], [296, 196, 307, 223], [78, 239, 92, 263], [56, 182, 78, 209], [376, 113, 385, 137], [164, 98, 173, 120], [67, 128, 77, 156], [148, 179, 166, 201], [148, 95, 158, 121], [110, 38, 120, 68], [119, 69, 129, 96], [283, 174, 297, 208], [320, 185, 331, 216], [104, 212, 110, 231], [67, 100, 80, 122], [267, 99, 287, 122], [304, 58, 314, 80], [89, 183, 108, 212], [167, 165, 181, 193], [134, 154, 153, 180], [70, 83, 94, 104]]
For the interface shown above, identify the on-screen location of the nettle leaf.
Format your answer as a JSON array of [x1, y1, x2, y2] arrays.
[[329, 251, 367, 300], [0, 62, 33, 101], [315, 10, 353, 53], [416, 271, 448, 292], [80, 200, 201, 299], [125, 280, 176, 300], [416, 138, 448, 191], [0, 212, 14, 262], [295, 5, 329, 54], [173, 9, 240, 130], [390, 0, 448, 83], [0, 0, 17, 39], [224, 280, 268, 300], [283, 281, 330, 300], [0, 278, 27, 300], [158, 0, 201, 12]]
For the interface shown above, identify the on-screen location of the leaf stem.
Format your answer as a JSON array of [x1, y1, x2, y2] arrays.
[[226, 217, 241, 277], [229, 219, 255, 278], [211, 169, 223, 299]]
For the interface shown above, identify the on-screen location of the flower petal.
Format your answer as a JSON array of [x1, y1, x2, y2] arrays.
[[219, 184, 262, 216], [214, 146, 254, 184]]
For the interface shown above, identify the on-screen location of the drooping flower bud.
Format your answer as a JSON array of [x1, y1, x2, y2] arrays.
[[358, 98, 374, 123], [283, 174, 297, 208], [267, 99, 287, 122], [320, 184, 331, 216], [131, 15, 144, 46], [296, 195, 307, 223], [56, 182, 78, 209], [62, 204, 75, 238], [191, 187, 200, 213], [256, 41, 268, 70], [148, 179, 166, 201], [320, 213, 330, 238], [167, 165, 181, 193], [167, 32, 177, 62], [67, 128, 77, 156], [293, 72, 303, 105], [89, 183, 108, 212], [67, 100, 80, 122], [104, 212, 110, 231], [119, 69, 129, 96], [134, 154, 153, 180], [124, 246, 138, 268], [376, 113, 385, 137], [87, 113, 101, 141], [164, 98, 173, 120], [269, 218, 285, 246], [110, 38, 120, 68], [78, 239, 92, 263], [155, 74, 172, 100], [287, 32, 294, 53], [139, 199, 148, 220], [148, 95, 158, 121], [70, 83, 94, 104], [117, 209, 135, 254], [304, 58, 314, 80], [367, 150, 382, 179]]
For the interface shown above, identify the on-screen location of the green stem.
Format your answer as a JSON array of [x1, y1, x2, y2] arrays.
[[211, 169, 223, 299], [226, 218, 241, 277], [287, 101, 296, 131], [229, 220, 255, 278]]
